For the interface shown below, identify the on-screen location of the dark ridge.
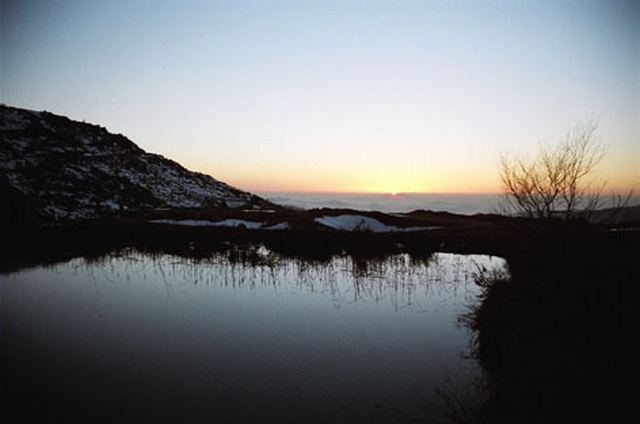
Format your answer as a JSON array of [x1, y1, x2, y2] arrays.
[[0, 105, 272, 222]]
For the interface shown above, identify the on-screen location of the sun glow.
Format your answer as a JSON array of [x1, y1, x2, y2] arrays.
[[197, 145, 634, 195]]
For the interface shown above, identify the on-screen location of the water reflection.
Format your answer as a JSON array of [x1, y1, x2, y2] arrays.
[[71, 248, 505, 312], [1, 249, 508, 423]]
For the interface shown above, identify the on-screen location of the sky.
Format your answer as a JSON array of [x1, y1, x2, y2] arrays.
[[2, 0, 638, 194]]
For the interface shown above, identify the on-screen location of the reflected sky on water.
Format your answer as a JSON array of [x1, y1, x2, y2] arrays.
[[1, 249, 508, 423]]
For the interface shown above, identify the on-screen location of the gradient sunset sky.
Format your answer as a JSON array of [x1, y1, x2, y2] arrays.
[[2, 0, 638, 193]]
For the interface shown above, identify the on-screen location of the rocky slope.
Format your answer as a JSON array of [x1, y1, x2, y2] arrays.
[[0, 105, 270, 222]]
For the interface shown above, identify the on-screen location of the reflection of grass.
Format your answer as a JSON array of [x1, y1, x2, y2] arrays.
[[74, 249, 502, 313]]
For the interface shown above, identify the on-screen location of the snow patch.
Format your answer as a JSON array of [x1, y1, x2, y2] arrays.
[[211, 219, 264, 229], [149, 219, 264, 229], [264, 222, 290, 230], [102, 200, 121, 210], [43, 205, 68, 220], [315, 215, 438, 233], [225, 200, 247, 208]]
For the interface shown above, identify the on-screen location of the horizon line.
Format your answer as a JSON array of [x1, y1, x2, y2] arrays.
[[250, 188, 639, 196], [253, 190, 503, 195]]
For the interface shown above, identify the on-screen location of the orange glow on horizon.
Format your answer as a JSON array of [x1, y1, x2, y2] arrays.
[[212, 172, 502, 195], [216, 173, 638, 196], [190, 154, 637, 196]]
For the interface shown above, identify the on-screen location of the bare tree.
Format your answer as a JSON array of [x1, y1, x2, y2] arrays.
[[499, 121, 607, 221]]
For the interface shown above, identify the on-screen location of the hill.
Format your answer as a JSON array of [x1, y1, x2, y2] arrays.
[[0, 105, 270, 222]]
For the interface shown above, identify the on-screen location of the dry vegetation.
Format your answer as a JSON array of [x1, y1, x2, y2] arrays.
[[498, 121, 633, 221]]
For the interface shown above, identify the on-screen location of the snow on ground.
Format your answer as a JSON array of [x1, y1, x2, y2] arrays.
[[149, 219, 262, 228], [149, 219, 273, 229], [1, 106, 263, 220], [264, 222, 290, 230], [102, 200, 121, 210], [225, 200, 247, 208], [315, 215, 438, 233], [150, 219, 218, 227], [210, 219, 264, 229], [150, 216, 434, 232]]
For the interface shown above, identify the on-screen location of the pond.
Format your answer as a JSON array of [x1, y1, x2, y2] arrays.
[[0, 248, 508, 423]]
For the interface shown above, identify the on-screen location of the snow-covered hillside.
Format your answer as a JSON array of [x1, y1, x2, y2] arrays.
[[0, 105, 270, 221]]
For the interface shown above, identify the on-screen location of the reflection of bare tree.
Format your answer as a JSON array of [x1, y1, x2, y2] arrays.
[[67, 247, 509, 313]]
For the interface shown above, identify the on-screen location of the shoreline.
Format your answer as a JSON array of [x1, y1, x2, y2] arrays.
[[0, 206, 601, 273]]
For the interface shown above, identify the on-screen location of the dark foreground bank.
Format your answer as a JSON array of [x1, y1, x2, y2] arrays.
[[469, 226, 634, 423]]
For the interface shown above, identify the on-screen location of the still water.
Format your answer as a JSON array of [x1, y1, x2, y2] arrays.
[[1, 249, 508, 423]]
